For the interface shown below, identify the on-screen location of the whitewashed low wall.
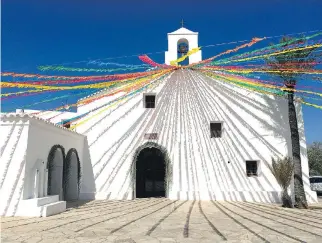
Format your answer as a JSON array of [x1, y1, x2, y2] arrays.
[[23, 118, 85, 200], [0, 115, 86, 216]]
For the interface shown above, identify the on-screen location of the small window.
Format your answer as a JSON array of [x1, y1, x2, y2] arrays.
[[210, 122, 223, 138], [62, 120, 70, 129], [246, 160, 258, 177], [144, 94, 156, 108]]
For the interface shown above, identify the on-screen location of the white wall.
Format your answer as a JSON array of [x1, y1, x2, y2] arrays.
[[295, 103, 316, 202], [0, 119, 29, 216], [74, 69, 316, 203], [77, 92, 126, 116], [1, 69, 316, 212], [24, 119, 85, 200], [0, 115, 86, 216]]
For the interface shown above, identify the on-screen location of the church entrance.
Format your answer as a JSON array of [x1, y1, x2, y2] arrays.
[[136, 147, 166, 198]]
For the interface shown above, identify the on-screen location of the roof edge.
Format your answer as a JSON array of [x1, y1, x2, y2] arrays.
[[1, 113, 84, 136]]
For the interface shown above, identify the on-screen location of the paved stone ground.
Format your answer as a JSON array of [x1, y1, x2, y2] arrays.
[[1, 198, 322, 243]]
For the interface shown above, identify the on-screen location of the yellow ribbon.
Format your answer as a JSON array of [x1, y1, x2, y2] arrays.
[[1, 73, 163, 90], [32, 71, 170, 117], [205, 72, 322, 110], [170, 47, 201, 66], [202, 67, 322, 75], [205, 72, 322, 97], [222, 44, 322, 64]]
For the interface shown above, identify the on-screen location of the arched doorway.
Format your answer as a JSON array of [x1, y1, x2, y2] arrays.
[[136, 147, 166, 198], [177, 38, 189, 66], [64, 149, 81, 201], [47, 145, 65, 200]]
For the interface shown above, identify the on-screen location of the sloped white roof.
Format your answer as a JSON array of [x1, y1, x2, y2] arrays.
[[168, 27, 198, 35]]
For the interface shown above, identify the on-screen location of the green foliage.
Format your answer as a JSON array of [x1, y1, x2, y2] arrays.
[[269, 157, 294, 208], [308, 142, 322, 176], [265, 36, 317, 87], [269, 157, 294, 190]]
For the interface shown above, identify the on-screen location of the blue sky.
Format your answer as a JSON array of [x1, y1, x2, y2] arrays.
[[2, 0, 322, 143]]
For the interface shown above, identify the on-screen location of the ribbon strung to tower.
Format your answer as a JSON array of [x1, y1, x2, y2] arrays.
[[170, 47, 201, 66]]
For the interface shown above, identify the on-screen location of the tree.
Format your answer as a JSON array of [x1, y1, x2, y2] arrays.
[[265, 36, 318, 209], [269, 157, 294, 208], [308, 142, 322, 176]]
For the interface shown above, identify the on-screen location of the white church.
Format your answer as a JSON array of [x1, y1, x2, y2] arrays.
[[0, 26, 318, 217]]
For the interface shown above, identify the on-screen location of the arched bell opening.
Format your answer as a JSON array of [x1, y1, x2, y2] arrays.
[[177, 38, 189, 66]]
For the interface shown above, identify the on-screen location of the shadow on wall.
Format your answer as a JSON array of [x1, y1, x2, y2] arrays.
[[88, 74, 172, 200], [173, 71, 298, 203], [263, 94, 316, 202], [79, 137, 96, 200], [74, 70, 312, 203], [192, 72, 281, 199], [0, 123, 28, 216], [203, 71, 315, 202]]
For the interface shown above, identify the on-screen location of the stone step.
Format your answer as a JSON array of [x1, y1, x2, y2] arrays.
[[30, 195, 59, 207], [42, 201, 66, 217]]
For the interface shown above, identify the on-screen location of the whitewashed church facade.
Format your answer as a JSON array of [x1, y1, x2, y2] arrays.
[[0, 27, 318, 217]]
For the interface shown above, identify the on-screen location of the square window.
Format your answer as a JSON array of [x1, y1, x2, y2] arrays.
[[210, 122, 223, 138], [144, 94, 156, 108], [246, 160, 258, 177]]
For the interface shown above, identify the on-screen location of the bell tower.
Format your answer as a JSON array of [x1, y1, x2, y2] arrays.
[[165, 21, 202, 65]]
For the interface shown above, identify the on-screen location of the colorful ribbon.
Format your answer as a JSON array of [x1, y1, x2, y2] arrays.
[[170, 47, 201, 66]]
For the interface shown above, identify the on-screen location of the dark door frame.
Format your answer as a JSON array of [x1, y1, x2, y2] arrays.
[[47, 145, 66, 200], [132, 142, 172, 199], [64, 148, 81, 201]]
